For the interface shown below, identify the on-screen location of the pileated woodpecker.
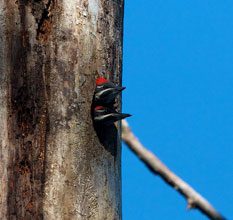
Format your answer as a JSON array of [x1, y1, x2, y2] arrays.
[[94, 77, 125, 105], [92, 77, 131, 125], [93, 106, 131, 125]]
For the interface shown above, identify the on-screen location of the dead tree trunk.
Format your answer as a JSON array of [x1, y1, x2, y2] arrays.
[[0, 0, 124, 219]]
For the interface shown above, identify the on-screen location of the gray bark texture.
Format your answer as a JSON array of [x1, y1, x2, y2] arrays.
[[0, 0, 124, 219]]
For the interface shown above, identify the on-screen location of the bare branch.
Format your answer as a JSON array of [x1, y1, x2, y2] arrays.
[[122, 120, 226, 220]]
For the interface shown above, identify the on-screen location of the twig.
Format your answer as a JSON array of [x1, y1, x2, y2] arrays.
[[121, 120, 226, 220]]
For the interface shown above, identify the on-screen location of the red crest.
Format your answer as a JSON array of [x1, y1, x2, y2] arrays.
[[96, 77, 108, 85]]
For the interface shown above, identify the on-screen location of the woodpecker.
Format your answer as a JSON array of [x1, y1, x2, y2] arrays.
[[93, 106, 131, 125], [94, 77, 125, 105]]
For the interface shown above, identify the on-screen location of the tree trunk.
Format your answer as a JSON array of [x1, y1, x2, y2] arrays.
[[0, 0, 124, 219]]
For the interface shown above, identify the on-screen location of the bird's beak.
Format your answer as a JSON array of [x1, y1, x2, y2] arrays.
[[118, 86, 126, 91]]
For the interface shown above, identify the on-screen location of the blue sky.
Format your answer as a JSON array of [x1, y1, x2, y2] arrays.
[[122, 1, 233, 219]]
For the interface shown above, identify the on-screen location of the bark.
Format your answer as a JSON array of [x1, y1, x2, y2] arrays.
[[0, 0, 124, 219]]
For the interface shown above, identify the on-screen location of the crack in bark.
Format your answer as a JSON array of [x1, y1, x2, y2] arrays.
[[36, 0, 54, 42]]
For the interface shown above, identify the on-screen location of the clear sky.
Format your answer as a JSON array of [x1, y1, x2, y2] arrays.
[[122, 1, 233, 219]]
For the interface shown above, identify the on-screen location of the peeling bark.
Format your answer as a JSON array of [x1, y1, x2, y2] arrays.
[[0, 0, 124, 219]]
